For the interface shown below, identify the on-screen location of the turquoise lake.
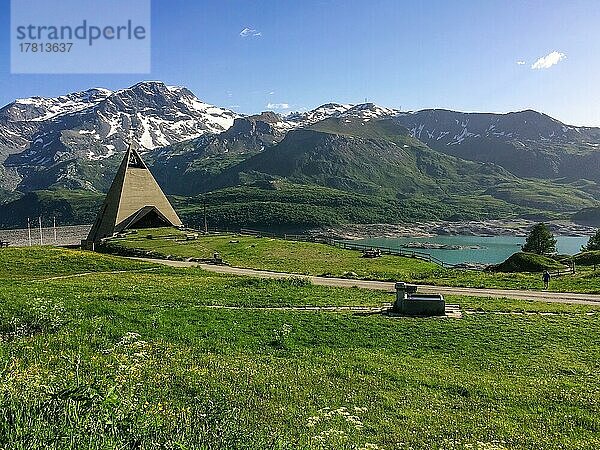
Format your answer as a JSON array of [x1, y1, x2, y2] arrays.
[[348, 235, 589, 265]]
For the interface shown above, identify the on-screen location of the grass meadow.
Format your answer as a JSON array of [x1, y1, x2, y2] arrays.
[[107, 229, 600, 294], [0, 247, 599, 449]]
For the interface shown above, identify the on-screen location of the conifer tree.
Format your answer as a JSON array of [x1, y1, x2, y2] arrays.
[[522, 223, 556, 255]]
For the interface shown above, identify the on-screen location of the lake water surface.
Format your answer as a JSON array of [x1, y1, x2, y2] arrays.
[[347, 235, 589, 265]]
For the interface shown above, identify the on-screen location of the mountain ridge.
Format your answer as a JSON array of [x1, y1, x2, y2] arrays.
[[0, 81, 240, 192], [1, 81, 600, 229]]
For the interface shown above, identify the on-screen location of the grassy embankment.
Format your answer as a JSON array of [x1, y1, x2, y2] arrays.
[[106, 228, 600, 294], [0, 246, 599, 448]]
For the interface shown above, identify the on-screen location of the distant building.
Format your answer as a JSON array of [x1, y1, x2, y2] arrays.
[[82, 145, 182, 248]]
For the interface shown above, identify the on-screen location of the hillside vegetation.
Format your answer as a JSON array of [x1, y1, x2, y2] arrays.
[[573, 206, 600, 226], [0, 181, 561, 231], [4, 116, 597, 230], [574, 250, 600, 266], [0, 189, 103, 228], [172, 182, 542, 231]]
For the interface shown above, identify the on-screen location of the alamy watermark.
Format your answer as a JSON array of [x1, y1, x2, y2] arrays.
[[11, 0, 151, 74]]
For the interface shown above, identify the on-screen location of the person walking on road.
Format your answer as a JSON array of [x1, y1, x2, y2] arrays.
[[543, 270, 551, 290]]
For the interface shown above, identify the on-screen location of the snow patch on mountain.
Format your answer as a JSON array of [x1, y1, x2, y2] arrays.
[[284, 102, 400, 128], [11, 88, 111, 122], [0, 81, 242, 191]]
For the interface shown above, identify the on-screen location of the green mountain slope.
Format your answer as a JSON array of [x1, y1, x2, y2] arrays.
[[572, 207, 600, 226], [0, 189, 103, 228], [205, 117, 598, 214], [2, 117, 598, 230], [172, 182, 537, 231], [394, 109, 600, 181], [209, 118, 512, 195]]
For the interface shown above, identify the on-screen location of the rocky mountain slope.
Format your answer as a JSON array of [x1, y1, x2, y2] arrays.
[[146, 111, 292, 195], [0, 81, 239, 192], [1, 81, 600, 229], [393, 109, 600, 182]]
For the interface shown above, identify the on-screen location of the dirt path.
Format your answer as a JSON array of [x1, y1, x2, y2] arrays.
[[128, 258, 600, 306]]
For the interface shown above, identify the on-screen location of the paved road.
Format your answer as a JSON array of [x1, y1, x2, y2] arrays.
[[132, 258, 600, 306]]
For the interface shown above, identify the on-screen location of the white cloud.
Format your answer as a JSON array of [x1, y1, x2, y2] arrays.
[[531, 51, 566, 69], [267, 102, 290, 110], [268, 91, 275, 95], [240, 27, 262, 38], [516, 60, 526, 65]]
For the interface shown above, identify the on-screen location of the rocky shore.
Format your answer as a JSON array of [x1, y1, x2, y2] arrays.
[[403, 242, 484, 250], [309, 220, 596, 240]]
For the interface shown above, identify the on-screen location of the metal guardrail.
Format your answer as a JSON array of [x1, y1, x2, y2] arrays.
[[328, 240, 455, 268]]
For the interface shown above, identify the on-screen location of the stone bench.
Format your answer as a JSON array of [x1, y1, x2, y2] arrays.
[[393, 282, 445, 316]]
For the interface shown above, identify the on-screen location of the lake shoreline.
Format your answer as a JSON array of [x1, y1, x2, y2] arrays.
[[311, 220, 596, 240]]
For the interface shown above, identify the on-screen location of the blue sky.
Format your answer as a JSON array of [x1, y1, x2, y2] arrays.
[[1, 0, 600, 126]]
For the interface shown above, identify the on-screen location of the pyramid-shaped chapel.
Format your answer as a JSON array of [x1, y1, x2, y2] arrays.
[[83, 145, 182, 246]]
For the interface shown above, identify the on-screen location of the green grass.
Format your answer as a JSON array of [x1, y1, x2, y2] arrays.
[[0, 247, 156, 280], [491, 252, 566, 273], [574, 250, 600, 267], [484, 178, 599, 212], [107, 228, 600, 294], [1, 247, 599, 448]]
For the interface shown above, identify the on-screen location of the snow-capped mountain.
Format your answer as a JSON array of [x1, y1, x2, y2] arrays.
[[0, 81, 239, 191], [146, 111, 293, 195], [0, 89, 115, 191], [394, 109, 598, 145], [8, 88, 112, 122], [1, 80, 600, 198], [285, 103, 353, 126], [284, 102, 400, 127], [339, 103, 401, 121], [393, 109, 600, 179]]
